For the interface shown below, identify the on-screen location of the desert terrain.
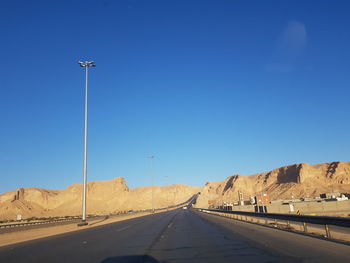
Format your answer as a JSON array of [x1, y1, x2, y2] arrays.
[[1, 161, 350, 220], [0, 177, 200, 220], [195, 161, 350, 208]]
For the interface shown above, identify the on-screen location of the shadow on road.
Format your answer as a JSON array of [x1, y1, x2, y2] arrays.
[[89, 216, 109, 226], [100, 255, 161, 263]]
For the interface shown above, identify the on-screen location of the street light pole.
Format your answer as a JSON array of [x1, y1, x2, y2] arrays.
[[164, 176, 169, 210], [147, 155, 155, 213], [78, 60, 96, 225]]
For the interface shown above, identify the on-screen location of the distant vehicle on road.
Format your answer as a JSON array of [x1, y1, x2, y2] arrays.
[[183, 207, 187, 210]]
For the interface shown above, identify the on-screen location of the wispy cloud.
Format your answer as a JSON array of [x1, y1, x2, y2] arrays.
[[264, 64, 294, 73], [280, 21, 307, 55], [265, 21, 307, 73]]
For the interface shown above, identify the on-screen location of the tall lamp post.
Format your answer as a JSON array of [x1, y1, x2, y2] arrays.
[[164, 176, 169, 210], [78, 61, 96, 225], [147, 155, 155, 213]]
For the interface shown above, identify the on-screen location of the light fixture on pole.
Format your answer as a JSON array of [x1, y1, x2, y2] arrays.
[[147, 155, 155, 213], [77, 60, 96, 226]]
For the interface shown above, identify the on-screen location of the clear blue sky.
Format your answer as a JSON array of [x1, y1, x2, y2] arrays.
[[1, 0, 350, 193]]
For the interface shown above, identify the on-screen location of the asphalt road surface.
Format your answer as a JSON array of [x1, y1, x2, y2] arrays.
[[0, 209, 349, 263]]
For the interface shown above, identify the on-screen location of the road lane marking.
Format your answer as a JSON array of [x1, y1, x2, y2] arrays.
[[116, 225, 131, 232], [167, 222, 173, 228]]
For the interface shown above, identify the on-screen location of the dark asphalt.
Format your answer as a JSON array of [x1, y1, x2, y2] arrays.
[[0, 209, 349, 263]]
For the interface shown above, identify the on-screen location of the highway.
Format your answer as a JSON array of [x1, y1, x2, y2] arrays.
[[0, 209, 349, 263]]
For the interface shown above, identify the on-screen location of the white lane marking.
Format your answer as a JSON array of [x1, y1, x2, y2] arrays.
[[116, 225, 131, 232], [167, 222, 173, 229]]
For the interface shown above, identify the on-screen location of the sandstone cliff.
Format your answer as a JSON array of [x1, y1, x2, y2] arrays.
[[195, 161, 350, 208], [0, 177, 200, 220], [2, 161, 349, 219]]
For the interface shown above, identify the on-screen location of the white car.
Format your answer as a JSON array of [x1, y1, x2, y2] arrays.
[[183, 207, 187, 209]]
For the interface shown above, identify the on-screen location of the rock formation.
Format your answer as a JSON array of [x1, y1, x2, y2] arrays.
[[195, 161, 350, 208], [0, 177, 200, 220], [2, 161, 349, 220]]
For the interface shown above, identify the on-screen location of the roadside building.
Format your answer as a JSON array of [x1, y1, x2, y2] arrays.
[[255, 193, 270, 205]]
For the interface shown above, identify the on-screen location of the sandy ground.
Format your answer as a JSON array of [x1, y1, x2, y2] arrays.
[[0, 211, 158, 247]]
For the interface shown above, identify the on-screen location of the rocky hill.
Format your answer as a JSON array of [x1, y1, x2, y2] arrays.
[[0, 177, 200, 220], [2, 161, 349, 220], [195, 161, 350, 208]]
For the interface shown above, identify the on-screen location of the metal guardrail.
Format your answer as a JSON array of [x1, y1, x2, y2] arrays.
[[0, 217, 97, 229], [197, 208, 350, 239]]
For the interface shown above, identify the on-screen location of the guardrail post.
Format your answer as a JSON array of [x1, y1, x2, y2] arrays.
[[198, 209, 348, 239], [325, 224, 331, 238], [303, 222, 308, 233]]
